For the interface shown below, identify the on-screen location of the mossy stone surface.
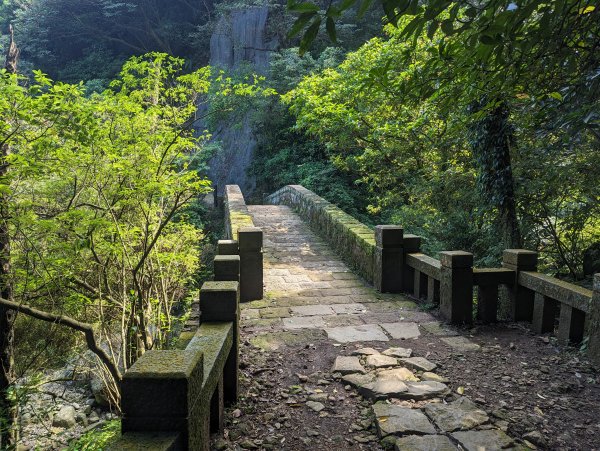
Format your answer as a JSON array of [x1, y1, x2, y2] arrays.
[[109, 432, 182, 450]]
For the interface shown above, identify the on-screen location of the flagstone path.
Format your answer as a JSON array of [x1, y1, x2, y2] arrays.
[[232, 205, 526, 450]]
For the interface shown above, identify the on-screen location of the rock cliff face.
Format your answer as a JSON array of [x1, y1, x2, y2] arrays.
[[210, 7, 272, 73], [206, 6, 276, 196]]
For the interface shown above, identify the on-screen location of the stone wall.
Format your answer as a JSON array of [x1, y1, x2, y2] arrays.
[[224, 185, 255, 241], [266, 185, 376, 283]]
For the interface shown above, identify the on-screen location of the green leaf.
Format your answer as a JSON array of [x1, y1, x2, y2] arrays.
[[288, 12, 317, 38], [326, 17, 337, 42], [401, 16, 422, 38], [339, 0, 356, 11], [299, 17, 322, 55], [382, 0, 397, 23], [479, 34, 496, 45], [548, 92, 563, 101], [427, 21, 438, 39], [441, 19, 453, 35]]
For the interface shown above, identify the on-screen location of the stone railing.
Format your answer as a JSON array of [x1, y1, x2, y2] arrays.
[[266, 185, 600, 365], [224, 185, 263, 302], [265, 185, 376, 282], [373, 228, 600, 362], [111, 252, 244, 450], [224, 185, 254, 241]]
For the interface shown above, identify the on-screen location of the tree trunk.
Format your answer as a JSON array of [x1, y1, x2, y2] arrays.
[[469, 99, 522, 249], [0, 24, 19, 449]]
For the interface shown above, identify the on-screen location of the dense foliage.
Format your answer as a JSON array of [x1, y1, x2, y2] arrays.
[[285, 2, 600, 275], [0, 53, 217, 404], [0, 0, 214, 88]]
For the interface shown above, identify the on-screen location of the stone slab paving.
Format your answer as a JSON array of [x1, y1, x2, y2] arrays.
[[245, 205, 524, 450], [326, 325, 390, 343], [247, 205, 427, 344]]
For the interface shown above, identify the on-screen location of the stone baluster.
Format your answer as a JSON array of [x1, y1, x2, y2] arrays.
[[238, 227, 263, 302], [374, 225, 403, 293], [502, 249, 537, 321], [440, 251, 474, 324], [214, 255, 240, 282], [217, 239, 238, 256], [531, 293, 558, 334]]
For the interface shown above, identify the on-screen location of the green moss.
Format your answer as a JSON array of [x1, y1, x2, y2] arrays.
[[108, 431, 181, 451], [172, 331, 196, 350], [125, 350, 201, 379]]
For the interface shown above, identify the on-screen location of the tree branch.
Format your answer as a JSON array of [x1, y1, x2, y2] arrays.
[[0, 297, 122, 385]]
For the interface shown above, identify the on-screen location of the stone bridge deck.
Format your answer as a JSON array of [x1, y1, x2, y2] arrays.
[[223, 205, 523, 451], [247, 205, 435, 342]]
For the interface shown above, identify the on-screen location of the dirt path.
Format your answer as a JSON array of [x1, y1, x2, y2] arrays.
[[211, 205, 600, 451]]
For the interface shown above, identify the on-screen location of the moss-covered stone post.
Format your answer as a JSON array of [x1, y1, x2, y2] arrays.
[[217, 239, 238, 256], [402, 235, 422, 294], [121, 349, 204, 450], [440, 251, 473, 324], [502, 249, 538, 321], [214, 255, 240, 283], [374, 226, 403, 293], [238, 227, 263, 302], [587, 274, 600, 366], [200, 281, 240, 405]]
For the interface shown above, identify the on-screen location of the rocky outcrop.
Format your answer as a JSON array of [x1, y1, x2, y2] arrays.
[[205, 6, 278, 196], [210, 7, 274, 73]]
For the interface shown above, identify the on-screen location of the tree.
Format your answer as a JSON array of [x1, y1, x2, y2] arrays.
[[10, 0, 212, 83], [0, 23, 18, 448], [0, 54, 215, 421], [286, 0, 599, 271]]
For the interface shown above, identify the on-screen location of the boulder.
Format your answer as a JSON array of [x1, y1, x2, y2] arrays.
[[90, 377, 109, 407], [52, 405, 76, 428]]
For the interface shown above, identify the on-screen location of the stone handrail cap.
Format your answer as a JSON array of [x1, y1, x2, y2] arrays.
[[125, 349, 202, 379], [201, 281, 239, 292], [503, 249, 538, 267], [440, 251, 473, 268], [375, 225, 404, 247]]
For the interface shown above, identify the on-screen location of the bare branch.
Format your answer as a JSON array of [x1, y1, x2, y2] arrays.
[[0, 297, 122, 385]]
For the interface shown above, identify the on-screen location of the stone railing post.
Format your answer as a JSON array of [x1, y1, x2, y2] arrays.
[[121, 350, 204, 449], [217, 239, 238, 256], [402, 235, 422, 293], [374, 225, 403, 293], [502, 249, 537, 321], [214, 255, 240, 283], [200, 281, 240, 406], [587, 274, 600, 365], [440, 251, 474, 324], [238, 227, 263, 302]]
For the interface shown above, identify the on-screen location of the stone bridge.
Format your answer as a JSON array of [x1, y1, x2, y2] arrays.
[[112, 185, 600, 451]]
